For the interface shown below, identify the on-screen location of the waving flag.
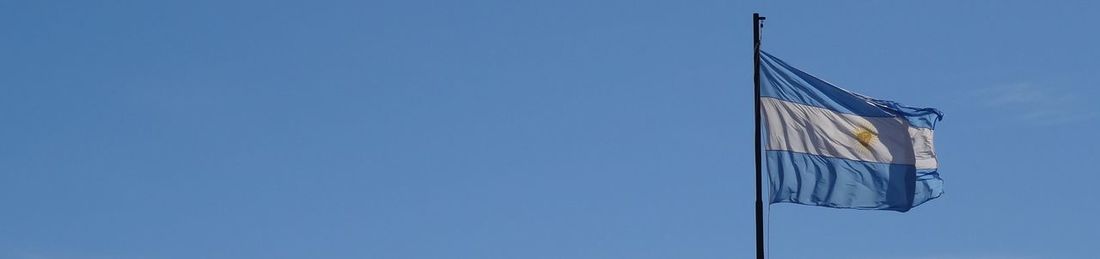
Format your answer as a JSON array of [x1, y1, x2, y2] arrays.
[[759, 51, 944, 212]]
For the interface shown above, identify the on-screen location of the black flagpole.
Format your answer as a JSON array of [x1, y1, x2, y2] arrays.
[[753, 12, 766, 259]]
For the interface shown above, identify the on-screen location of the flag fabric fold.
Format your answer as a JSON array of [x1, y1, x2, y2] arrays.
[[759, 51, 943, 212]]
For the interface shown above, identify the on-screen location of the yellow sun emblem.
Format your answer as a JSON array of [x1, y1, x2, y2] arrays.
[[854, 128, 877, 148]]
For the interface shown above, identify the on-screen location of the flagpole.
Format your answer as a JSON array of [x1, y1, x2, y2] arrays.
[[753, 12, 766, 259]]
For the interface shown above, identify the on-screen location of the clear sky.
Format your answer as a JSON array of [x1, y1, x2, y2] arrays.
[[2, 1, 1099, 258]]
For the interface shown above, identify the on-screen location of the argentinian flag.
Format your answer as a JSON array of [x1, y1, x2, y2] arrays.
[[760, 51, 943, 212]]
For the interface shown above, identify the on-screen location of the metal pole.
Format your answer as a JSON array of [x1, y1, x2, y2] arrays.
[[753, 12, 766, 259]]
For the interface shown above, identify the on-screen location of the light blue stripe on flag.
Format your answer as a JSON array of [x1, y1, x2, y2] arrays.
[[767, 150, 916, 211], [760, 51, 944, 212], [760, 51, 942, 129]]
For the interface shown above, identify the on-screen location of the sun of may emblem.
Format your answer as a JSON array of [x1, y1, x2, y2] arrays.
[[854, 127, 877, 148]]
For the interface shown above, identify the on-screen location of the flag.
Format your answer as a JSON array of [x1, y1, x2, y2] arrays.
[[759, 51, 944, 212]]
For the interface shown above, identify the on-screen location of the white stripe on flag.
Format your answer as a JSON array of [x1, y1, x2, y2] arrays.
[[762, 97, 937, 169], [911, 127, 938, 170]]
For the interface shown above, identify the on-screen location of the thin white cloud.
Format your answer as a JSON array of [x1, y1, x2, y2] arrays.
[[975, 83, 1094, 125]]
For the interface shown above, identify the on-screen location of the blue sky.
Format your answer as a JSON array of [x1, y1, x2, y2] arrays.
[[2, 1, 1099, 258]]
